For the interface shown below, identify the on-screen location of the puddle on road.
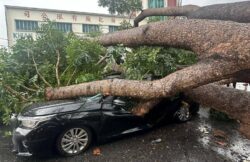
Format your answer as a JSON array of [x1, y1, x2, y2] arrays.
[[197, 108, 250, 162]]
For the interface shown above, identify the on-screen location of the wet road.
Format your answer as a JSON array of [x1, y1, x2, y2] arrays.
[[0, 108, 249, 162]]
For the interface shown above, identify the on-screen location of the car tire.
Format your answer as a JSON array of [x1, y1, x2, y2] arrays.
[[174, 101, 193, 122], [56, 126, 92, 156]]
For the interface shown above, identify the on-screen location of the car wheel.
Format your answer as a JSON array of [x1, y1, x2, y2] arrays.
[[56, 126, 92, 156], [174, 101, 192, 122]]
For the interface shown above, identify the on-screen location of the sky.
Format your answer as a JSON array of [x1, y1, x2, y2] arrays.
[[0, 0, 249, 47]]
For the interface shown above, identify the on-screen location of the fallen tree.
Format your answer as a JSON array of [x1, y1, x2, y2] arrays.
[[134, 1, 250, 27], [45, 4, 250, 138], [46, 19, 250, 100]]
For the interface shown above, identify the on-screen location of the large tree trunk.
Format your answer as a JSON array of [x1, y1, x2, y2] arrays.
[[45, 60, 244, 100], [186, 84, 250, 139], [99, 19, 249, 60], [134, 1, 250, 27]]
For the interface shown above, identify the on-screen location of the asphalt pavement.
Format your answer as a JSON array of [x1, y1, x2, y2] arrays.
[[0, 108, 250, 162]]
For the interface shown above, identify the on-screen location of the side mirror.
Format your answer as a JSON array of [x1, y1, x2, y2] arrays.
[[113, 99, 126, 106]]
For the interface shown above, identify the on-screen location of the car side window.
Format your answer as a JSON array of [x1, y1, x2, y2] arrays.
[[115, 97, 138, 112], [101, 96, 139, 112], [102, 96, 116, 110], [103, 96, 115, 103]]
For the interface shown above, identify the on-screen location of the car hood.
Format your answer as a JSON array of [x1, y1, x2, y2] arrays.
[[21, 100, 84, 117]]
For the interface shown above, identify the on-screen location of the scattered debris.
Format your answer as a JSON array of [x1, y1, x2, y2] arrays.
[[198, 125, 209, 134], [213, 129, 228, 147], [151, 138, 162, 144], [214, 141, 228, 147], [93, 147, 101, 156], [213, 129, 228, 140]]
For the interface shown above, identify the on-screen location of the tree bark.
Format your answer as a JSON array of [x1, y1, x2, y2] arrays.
[[186, 84, 250, 139], [134, 1, 250, 27], [134, 5, 199, 27], [131, 69, 250, 117], [131, 99, 162, 116], [217, 69, 250, 85], [99, 19, 249, 61]]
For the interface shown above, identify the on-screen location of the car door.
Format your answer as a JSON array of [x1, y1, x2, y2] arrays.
[[100, 96, 148, 138]]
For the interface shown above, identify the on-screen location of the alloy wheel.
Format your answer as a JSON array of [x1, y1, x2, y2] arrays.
[[174, 101, 191, 122], [60, 128, 89, 155]]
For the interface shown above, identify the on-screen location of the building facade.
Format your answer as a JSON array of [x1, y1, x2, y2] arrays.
[[5, 0, 180, 46], [5, 6, 132, 46]]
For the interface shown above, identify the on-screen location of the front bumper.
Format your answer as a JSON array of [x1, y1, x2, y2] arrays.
[[12, 127, 32, 156], [12, 126, 57, 157]]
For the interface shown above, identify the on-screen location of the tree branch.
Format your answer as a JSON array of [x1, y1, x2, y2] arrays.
[[33, 82, 40, 89], [20, 85, 38, 92], [96, 52, 109, 65], [134, 1, 250, 27], [134, 5, 199, 27], [45, 58, 241, 100], [31, 53, 52, 87], [98, 19, 249, 64], [3, 84, 28, 102], [55, 49, 61, 86], [67, 68, 77, 86]]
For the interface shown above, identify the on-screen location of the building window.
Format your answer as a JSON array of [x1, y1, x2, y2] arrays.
[[148, 0, 165, 21], [109, 26, 118, 33], [55, 22, 72, 32], [148, 0, 164, 8], [82, 24, 99, 33], [15, 20, 38, 31]]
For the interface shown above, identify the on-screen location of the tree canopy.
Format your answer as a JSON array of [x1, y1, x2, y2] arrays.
[[98, 0, 142, 15]]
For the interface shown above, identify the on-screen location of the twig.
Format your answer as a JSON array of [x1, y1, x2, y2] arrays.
[[96, 53, 109, 65], [3, 84, 28, 102], [33, 82, 40, 89], [55, 49, 61, 86], [67, 68, 77, 86], [20, 85, 38, 92], [31, 53, 52, 87], [60, 65, 71, 77]]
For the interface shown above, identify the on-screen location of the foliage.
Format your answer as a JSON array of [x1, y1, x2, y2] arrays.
[[0, 21, 197, 124], [65, 35, 105, 84], [147, 16, 166, 24], [0, 21, 105, 124], [123, 46, 197, 80], [118, 20, 133, 30], [98, 0, 142, 15], [87, 31, 103, 38]]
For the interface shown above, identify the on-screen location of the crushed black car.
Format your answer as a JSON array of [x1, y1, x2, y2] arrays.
[[11, 94, 199, 157]]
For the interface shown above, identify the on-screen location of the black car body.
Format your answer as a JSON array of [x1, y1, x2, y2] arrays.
[[12, 94, 198, 157]]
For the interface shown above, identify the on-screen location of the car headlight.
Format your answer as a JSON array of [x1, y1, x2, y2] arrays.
[[17, 115, 55, 129]]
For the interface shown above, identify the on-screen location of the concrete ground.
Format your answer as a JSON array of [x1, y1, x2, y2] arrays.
[[0, 108, 249, 162]]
